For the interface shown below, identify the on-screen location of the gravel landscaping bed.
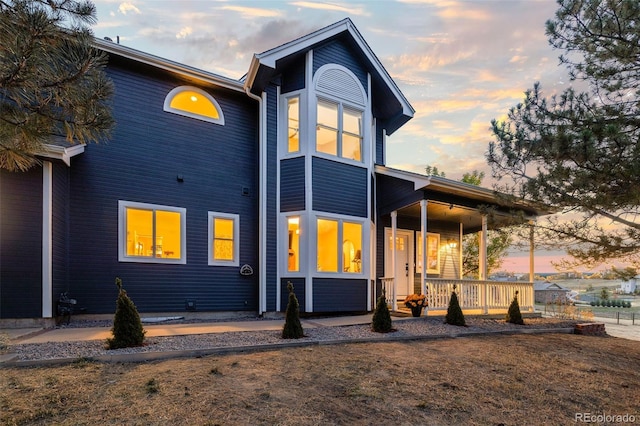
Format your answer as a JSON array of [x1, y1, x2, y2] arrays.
[[7, 317, 578, 363]]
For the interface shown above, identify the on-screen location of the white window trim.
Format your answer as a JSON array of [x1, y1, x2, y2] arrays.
[[163, 85, 225, 125], [279, 90, 306, 158], [208, 212, 240, 266], [313, 213, 367, 278], [118, 200, 187, 264]]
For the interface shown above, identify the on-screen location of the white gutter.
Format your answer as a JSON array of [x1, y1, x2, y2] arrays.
[[244, 86, 267, 316]]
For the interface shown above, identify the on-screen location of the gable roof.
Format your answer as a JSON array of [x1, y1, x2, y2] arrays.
[[244, 18, 414, 135]]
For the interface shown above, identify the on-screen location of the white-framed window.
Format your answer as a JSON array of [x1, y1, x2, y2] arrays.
[[208, 212, 239, 266], [118, 201, 186, 264], [316, 98, 363, 162], [286, 215, 301, 272], [163, 86, 225, 125], [316, 217, 363, 274], [286, 95, 300, 153]]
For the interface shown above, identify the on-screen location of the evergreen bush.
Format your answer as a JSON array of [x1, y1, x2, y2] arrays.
[[505, 291, 525, 325], [371, 289, 393, 333], [282, 281, 304, 339], [107, 277, 146, 349], [445, 285, 466, 326]]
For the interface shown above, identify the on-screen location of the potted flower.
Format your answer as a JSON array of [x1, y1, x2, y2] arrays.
[[404, 293, 427, 317]]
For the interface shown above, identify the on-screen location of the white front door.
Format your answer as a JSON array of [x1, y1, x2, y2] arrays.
[[384, 229, 414, 298]]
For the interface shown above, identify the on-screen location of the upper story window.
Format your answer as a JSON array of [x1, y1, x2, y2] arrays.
[[118, 201, 186, 264], [287, 96, 300, 153], [316, 99, 363, 161], [314, 64, 367, 163], [164, 86, 225, 125]]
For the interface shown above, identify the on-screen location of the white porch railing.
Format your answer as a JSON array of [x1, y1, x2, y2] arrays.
[[378, 277, 534, 314]]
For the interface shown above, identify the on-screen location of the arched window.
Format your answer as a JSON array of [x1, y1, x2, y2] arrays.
[[163, 86, 225, 125]]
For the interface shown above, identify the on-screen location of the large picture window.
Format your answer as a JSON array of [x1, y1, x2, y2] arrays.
[[317, 218, 362, 273], [316, 99, 362, 162], [209, 212, 239, 266], [119, 201, 186, 264]]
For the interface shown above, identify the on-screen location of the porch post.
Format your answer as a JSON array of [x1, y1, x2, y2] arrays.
[[479, 215, 487, 280], [391, 210, 398, 311], [420, 200, 427, 296], [459, 222, 463, 279]]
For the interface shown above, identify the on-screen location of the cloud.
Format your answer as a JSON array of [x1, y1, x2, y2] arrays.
[[118, 2, 140, 15], [290, 1, 368, 16], [176, 26, 192, 39], [218, 5, 282, 18]]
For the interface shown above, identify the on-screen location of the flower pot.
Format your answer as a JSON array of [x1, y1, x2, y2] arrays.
[[410, 306, 423, 317]]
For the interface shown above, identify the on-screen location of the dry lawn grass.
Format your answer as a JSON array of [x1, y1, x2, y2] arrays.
[[1, 333, 639, 425]]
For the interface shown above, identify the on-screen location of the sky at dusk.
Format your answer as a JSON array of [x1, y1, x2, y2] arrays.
[[90, 0, 573, 273]]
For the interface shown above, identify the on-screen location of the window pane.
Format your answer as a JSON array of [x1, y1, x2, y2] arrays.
[[317, 100, 338, 128], [343, 222, 362, 273], [288, 217, 300, 272], [343, 109, 362, 135], [170, 90, 220, 119], [317, 219, 338, 272], [287, 97, 300, 153], [126, 208, 153, 257], [342, 133, 361, 161], [213, 218, 234, 261], [156, 210, 181, 258], [316, 126, 338, 155]]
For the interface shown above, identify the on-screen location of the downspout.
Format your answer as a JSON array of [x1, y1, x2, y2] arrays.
[[245, 86, 267, 316]]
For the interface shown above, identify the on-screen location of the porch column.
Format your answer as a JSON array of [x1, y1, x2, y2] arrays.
[[391, 210, 398, 311], [459, 223, 463, 279], [420, 200, 427, 296], [479, 215, 487, 281]]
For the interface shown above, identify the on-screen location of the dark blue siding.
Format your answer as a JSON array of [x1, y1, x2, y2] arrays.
[[312, 157, 367, 217], [375, 125, 384, 165], [52, 162, 70, 310], [281, 54, 306, 93], [66, 59, 259, 314], [265, 84, 279, 311], [313, 40, 368, 97], [313, 278, 367, 312], [280, 278, 306, 313], [280, 157, 305, 212], [0, 167, 42, 318]]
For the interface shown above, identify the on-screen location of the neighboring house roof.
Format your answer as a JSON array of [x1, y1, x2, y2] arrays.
[[534, 282, 569, 291], [244, 18, 414, 135]]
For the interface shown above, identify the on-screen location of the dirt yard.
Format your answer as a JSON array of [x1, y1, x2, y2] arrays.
[[1, 333, 639, 425]]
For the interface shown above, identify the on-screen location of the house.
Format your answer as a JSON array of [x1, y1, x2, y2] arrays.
[[0, 19, 547, 323], [620, 277, 638, 294], [534, 282, 570, 304]]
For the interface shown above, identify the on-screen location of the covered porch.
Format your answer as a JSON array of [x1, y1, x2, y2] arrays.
[[375, 166, 546, 315]]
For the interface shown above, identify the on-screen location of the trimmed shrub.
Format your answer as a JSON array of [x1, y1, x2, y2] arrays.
[[282, 281, 304, 339], [445, 285, 466, 326], [371, 289, 393, 333], [506, 291, 525, 325], [107, 277, 146, 349], [589, 301, 595, 307]]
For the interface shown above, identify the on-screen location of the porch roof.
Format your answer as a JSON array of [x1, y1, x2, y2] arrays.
[[375, 165, 551, 234]]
